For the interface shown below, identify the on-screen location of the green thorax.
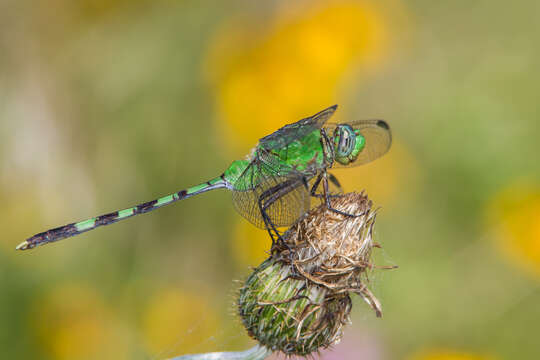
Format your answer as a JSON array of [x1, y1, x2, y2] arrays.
[[223, 159, 251, 184], [267, 129, 327, 172], [223, 129, 328, 190]]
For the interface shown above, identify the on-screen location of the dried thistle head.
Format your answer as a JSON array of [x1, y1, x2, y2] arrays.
[[238, 192, 394, 356]]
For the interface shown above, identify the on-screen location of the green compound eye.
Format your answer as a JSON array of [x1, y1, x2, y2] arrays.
[[334, 125, 365, 165]]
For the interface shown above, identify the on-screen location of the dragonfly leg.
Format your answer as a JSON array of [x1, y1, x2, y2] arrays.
[[319, 127, 335, 165], [309, 172, 324, 196], [309, 171, 342, 199], [321, 172, 366, 218], [258, 178, 315, 277], [257, 197, 282, 248], [258, 201, 280, 248], [258, 178, 305, 252]]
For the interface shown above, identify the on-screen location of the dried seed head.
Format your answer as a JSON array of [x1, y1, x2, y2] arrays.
[[238, 192, 390, 356]]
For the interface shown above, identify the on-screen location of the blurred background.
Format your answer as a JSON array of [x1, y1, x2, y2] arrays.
[[1, 0, 539, 359]]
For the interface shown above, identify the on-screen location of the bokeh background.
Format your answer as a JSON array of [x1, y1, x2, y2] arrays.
[[1, 0, 539, 359]]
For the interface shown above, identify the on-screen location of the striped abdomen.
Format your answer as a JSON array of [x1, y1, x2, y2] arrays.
[[17, 177, 228, 250]]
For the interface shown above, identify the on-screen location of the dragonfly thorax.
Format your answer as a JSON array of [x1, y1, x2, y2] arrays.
[[333, 124, 366, 165]]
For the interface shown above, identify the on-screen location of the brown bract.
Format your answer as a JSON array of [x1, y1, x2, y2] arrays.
[[281, 192, 385, 317]]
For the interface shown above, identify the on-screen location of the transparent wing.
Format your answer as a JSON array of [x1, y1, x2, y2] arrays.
[[259, 105, 337, 150], [327, 119, 392, 168], [231, 159, 310, 229]]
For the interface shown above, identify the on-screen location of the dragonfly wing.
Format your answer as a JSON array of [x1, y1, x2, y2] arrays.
[[231, 160, 310, 229], [258, 105, 338, 150], [328, 119, 392, 167]]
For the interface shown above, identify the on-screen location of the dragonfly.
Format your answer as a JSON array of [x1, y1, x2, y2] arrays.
[[17, 105, 391, 251]]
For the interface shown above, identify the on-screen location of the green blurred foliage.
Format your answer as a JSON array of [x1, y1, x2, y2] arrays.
[[0, 0, 538, 359]]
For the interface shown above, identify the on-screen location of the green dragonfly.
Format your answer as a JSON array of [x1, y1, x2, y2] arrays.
[[17, 105, 391, 251]]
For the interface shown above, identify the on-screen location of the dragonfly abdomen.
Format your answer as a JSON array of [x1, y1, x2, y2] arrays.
[[17, 177, 228, 250]]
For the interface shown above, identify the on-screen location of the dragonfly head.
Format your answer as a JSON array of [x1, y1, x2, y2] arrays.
[[333, 124, 366, 165]]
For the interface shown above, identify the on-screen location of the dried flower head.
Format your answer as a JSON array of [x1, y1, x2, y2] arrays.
[[238, 192, 394, 356]]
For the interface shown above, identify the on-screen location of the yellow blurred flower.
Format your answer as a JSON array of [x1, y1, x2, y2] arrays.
[[231, 218, 272, 267], [486, 182, 540, 277], [32, 283, 128, 360], [142, 288, 220, 355], [207, 0, 389, 154], [409, 349, 497, 360]]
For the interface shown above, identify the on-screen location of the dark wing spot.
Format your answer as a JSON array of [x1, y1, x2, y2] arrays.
[[178, 190, 187, 198], [96, 212, 119, 226], [376, 120, 390, 130]]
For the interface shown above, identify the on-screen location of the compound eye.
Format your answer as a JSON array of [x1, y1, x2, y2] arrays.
[[338, 126, 355, 156], [333, 127, 344, 155]]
